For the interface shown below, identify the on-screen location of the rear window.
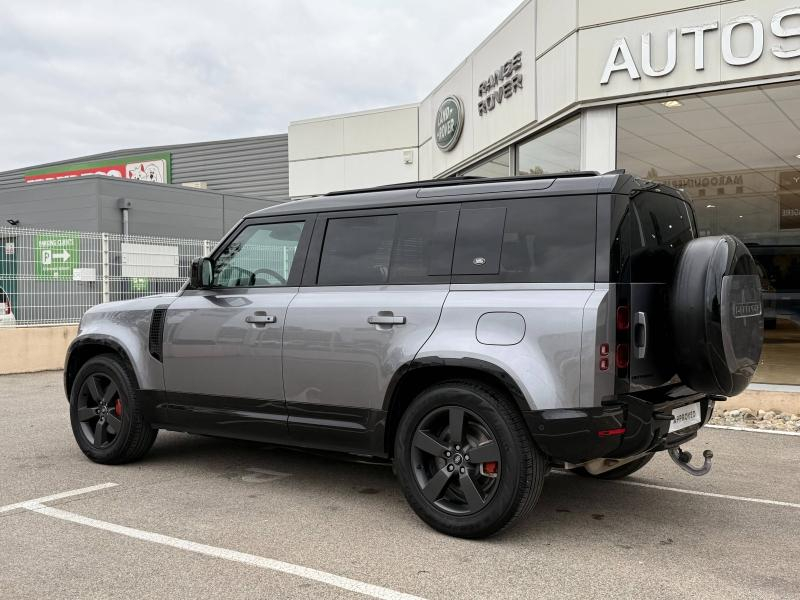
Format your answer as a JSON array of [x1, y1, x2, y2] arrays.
[[613, 192, 695, 283], [452, 196, 596, 283]]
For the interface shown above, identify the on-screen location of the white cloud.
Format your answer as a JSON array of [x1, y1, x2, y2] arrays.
[[0, 0, 521, 170]]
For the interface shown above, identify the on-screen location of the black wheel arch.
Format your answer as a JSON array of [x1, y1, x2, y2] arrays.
[[64, 336, 139, 400], [382, 356, 529, 457]]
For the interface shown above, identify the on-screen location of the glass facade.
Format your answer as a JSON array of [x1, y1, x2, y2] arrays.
[[516, 115, 581, 175], [617, 82, 800, 385], [461, 150, 510, 177]]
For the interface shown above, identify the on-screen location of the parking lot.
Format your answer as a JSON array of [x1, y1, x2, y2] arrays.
[[1, 371, 799, 600]]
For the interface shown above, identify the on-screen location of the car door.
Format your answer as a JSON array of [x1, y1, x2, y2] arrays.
[[161, 215, 314, 441], [282, 204, 458, 454], [623, 191, 696, 390]]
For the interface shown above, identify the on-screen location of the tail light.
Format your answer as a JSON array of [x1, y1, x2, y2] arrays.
[[599, 343, 610, 371], [616, 343, 630, 369], [616, 306, 630, 330], [598, 427, 626, 437]]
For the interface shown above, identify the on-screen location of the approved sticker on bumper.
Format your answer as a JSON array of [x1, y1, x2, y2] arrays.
[[669, 402, 702, 433]]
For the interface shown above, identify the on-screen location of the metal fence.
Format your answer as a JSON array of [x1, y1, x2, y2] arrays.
[[0, 226, 216, 326]]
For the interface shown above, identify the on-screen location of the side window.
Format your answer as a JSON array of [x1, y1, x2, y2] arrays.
[[390, 210, 458, 282], [316, 209, 458, 286], [318, 215, 397, 285], [453, 196, 596, 283], [213, 221, 305, 288]]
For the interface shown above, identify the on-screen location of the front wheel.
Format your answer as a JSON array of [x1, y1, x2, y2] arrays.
[[394, 380, 546, 539], [69, 354, 158, 464]]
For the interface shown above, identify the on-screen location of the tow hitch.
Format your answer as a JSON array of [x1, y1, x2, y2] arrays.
[[668, 447, 713, 476]]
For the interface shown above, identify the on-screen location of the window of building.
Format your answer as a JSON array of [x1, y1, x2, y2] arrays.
[[213, 221, 305, 287], [617, 81, 800, 385], [452, 196, 596, 283], [460, 150, 510, 177], [516, 116, 581, 175]]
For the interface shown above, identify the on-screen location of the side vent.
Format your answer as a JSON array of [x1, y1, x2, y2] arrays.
[[148, 307, 168, 362]]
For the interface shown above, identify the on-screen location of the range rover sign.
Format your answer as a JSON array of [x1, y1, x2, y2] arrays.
[[435, 95, 464, 152]]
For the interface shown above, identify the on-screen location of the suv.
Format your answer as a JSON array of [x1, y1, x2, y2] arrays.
[[65, 172, 763, 538]]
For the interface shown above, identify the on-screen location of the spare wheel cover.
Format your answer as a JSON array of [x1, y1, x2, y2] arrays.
[[671, 235, 763, 396]]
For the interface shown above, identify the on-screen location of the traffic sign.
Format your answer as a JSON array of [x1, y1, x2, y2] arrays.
[[35, 233, 79, 279]]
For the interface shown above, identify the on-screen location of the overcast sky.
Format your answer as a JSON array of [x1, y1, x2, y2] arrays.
[[0, 1, 521, 171]]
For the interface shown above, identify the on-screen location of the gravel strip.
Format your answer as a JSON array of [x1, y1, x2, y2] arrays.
[[711, 407, 800, 432]]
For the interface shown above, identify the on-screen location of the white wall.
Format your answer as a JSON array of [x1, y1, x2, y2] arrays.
[[288, 105, 418, 197], [289, 0, 800, 197]]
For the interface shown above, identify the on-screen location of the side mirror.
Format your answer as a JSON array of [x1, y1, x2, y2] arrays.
[[190, 257, 214, 289]]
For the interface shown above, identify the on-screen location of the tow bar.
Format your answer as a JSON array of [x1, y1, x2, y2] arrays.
[[668, 447, 713, 476]]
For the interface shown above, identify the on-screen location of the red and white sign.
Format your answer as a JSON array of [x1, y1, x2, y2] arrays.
[[24, 158, 168, 184]]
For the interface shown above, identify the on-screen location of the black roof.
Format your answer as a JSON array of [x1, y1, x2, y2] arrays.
[[246, 171, 678, 218]]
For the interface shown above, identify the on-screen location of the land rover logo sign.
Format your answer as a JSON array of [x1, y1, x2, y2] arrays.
[[435, 96, 464, 152]]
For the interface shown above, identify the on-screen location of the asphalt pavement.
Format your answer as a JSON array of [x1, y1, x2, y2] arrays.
[[1, 371, 798, 600]]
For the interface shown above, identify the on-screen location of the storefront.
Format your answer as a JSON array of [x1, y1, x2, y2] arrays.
[[288, 0, 800, 386]]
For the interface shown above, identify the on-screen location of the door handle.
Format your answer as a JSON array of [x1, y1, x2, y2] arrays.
[[634, 311, 647, 359], [367, 315, 406, 325], [246, 312, 277, 326]]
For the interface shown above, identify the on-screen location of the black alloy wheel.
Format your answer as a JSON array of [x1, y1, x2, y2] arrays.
[[394, 380, 546, 539], [411, 405, 501, 515], [69, 354, 158, 464], [76, 372, 123, 449]]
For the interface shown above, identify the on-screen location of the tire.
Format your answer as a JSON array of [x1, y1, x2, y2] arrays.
[[69, 354, 158, 464], [572, 453, 654, 480], [671, 235, 763, 396], [394, 380, 546, 539]]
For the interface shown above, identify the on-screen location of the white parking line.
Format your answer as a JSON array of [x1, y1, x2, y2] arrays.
[[707, 424, 800, 436], [0, 483, 119, 514], [613, 480, 800, 509], [7, 484, 426, 600], [554, 471, 800, 509]]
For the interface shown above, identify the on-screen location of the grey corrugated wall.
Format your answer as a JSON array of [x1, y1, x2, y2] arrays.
[[0, 134, 288, 201]]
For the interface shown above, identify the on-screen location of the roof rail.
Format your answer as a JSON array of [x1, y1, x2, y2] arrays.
[[323, 171, 602, 197]]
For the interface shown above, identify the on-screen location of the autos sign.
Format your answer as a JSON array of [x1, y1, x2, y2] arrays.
[[601, 7, 800, 84], [24, 152, 171, 184]]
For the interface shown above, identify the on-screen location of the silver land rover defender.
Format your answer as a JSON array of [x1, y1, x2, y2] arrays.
[[65, 172, 763, 538]]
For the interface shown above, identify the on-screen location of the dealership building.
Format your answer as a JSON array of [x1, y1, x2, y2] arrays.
[[1, 0, 799, 386]]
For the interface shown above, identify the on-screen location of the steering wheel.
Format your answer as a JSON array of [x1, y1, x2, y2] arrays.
[[249, 268, 287, 286]]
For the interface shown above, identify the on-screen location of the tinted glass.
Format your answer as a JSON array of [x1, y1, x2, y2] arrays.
[[390, 210, 458, 282], [452, 207, 506, 275], [317, 210, 458, 286], [614, 192, 694, 284], [454, 196, 596, 283], [318, 215, 397, 285], [213, 221, 304, 288]]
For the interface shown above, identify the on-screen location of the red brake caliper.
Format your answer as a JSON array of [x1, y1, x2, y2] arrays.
[[114, 398, 123, 417], [483, 462, 498, 474]]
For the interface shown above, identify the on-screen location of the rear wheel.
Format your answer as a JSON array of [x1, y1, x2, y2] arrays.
[[69, 354, 158, 464], [394, 380, 545, 539], [572, 453, 654, 480]]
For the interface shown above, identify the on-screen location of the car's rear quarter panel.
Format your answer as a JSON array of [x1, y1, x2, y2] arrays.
[[417, 285, 594, 410]]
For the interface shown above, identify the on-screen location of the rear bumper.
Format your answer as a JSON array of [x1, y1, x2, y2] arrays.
[[523, 388, 715, 464]]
